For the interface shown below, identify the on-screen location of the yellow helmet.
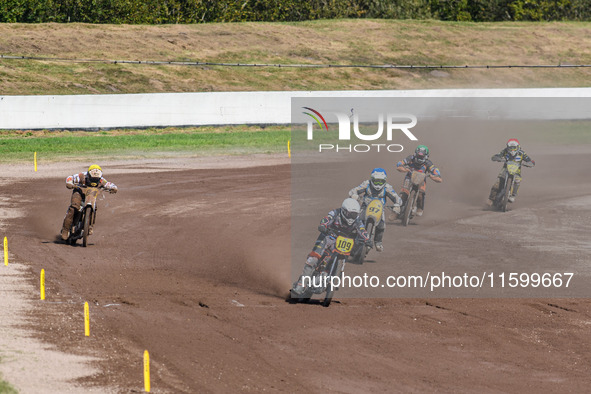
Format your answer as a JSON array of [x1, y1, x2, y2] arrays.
[[88, 164, 103, 182]]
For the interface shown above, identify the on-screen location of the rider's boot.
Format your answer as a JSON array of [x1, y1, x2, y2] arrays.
[[508, 183, 520, 203], [291, 277, 307, 296], [292, 257, 317, 295], [61, 207, 76, 240], [416, 192, 425, 217], [374, 227, 384, 252]]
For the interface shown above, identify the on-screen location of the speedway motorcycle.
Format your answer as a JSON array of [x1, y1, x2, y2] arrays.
[[67, 185, 102, 247], [349, 197, 383, 265], [400, 170, 427, 226], [291, 229, 356, 307], [491, 157, 533, 212]]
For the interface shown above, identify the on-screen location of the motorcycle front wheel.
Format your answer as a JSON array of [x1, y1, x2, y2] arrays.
[[82, 206, 92, 247], [402, 190, 417, 226], [359, 221, 373, 264], [322, 256, 342, 307], [501, 177, 512, 212]]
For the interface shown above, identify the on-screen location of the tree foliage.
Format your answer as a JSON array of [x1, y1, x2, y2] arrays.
[[0, 0, 590, 23]]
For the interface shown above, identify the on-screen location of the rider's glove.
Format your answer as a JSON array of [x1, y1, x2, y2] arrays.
[[318, 224, 328, 233], [66, 182, 74, 190], [109, 186, 118, 194], [392, 204, 401, 214], [349, 193, 359, 201]]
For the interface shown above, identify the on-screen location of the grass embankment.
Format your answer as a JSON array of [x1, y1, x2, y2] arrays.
[[0, 126, 289, 161], [1, 20, 591, 95]]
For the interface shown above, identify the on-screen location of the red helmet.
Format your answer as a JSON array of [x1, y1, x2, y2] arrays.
[[506, 139, 520, 156]]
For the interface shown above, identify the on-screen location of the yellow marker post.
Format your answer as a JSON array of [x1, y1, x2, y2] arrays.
[[144, 350, 151, 392], [34, 151, 37, 172], [40, 269, 45, 300], [3, 237, 7, 266], [84, 302, 90, 337], [287, 140, 291, 158]]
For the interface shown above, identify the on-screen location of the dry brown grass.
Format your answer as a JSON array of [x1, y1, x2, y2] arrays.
[[0, 19, 590, 94]]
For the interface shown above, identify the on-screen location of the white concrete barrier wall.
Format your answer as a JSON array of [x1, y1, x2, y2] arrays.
[[1, 88, 591, 129]]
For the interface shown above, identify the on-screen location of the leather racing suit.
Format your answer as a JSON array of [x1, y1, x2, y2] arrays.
[[60, 172, 118, 240], [488, 147, 535, 201], [348, 180, 402, 244], [396, 155, 442, 212], [292, 208, 369, 293]]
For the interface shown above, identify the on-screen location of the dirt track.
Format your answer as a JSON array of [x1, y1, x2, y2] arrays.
[[3, 151, 591, 393]]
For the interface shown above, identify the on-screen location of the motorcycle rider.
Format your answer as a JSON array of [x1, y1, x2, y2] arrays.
[[60, 164, 118, 241], [488, 139, 535, 205], [348, 168, 402, 252], [291, 198, 369, 296], [396, 145, 442, 217]]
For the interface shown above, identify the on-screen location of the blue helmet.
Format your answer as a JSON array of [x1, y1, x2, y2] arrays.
[[370, 168, 387, 191]]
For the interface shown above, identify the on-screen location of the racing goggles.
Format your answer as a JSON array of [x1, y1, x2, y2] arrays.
[[508, 145, 518, 152], [372, 178, 386, 186], [342, 209, 359, 220]]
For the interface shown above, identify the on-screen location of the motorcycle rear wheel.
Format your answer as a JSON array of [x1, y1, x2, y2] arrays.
[[82, 206, 92, 247]]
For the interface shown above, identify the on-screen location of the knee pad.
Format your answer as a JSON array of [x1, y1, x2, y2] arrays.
[[306, 256, 319, 267]]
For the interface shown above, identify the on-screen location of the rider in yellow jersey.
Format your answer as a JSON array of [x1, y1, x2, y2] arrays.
[[488, 139, 535, 205]]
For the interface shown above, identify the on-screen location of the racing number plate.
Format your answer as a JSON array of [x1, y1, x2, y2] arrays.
[[507, 163, 520, 174], [335, 236, 354, 255], [367, 199, 384, 218]]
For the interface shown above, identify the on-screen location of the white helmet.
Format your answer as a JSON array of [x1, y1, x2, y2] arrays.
[[507, 139, 520, 157], [341, 198, 361, 226], [370, 168, 387, 191]]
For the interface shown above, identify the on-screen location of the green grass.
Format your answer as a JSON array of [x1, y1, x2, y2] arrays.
[[517, 120, 591, 145], [0, 119, 586, 163], [0, 379, 17, 394], [0, 126, 290, 161], [0, 364, 17, 394]]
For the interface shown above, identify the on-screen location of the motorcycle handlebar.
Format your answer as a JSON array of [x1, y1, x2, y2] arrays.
[[327, 230, 361, 241]]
